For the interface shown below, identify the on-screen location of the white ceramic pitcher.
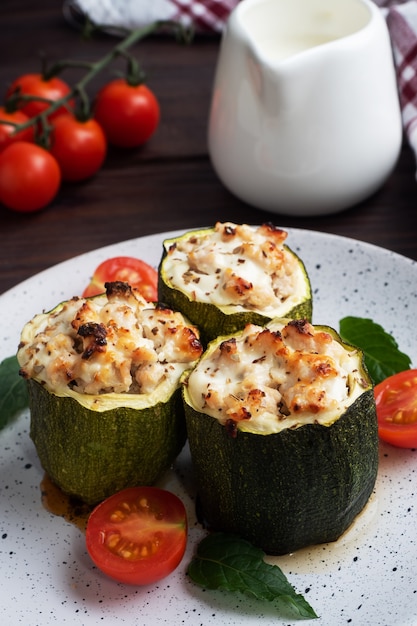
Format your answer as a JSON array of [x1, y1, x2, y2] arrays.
[[208, 0, 402, 216]]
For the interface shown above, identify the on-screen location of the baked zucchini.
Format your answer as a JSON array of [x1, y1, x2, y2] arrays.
[[17, 281, 203, 505], [183, 318, 378, 555], [158, 222, 312, 345]]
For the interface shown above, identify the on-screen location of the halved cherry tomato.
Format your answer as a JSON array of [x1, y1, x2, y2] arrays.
[[0, 142, 61, 212], [374, 369, 417, 448], [6, 73, 73, 119], [82, 256, 158, 301], [85, 487, 187, 585], [0, 107, 34, 152], [50, 114, 107, 182], [94, 79, 160, 148]]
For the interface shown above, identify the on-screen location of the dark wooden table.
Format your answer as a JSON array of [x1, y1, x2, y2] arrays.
[[1, 0, 416, 297]]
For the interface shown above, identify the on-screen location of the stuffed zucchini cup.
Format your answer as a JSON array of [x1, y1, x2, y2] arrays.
[[183, 318, 378, 555], [17, 281, 203, 505], [159, 222, 312, 344]]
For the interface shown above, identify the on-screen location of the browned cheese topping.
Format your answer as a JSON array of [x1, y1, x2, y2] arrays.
[[18, 281, 203, 399], [163, 222, 309, 315], [186, 319, 368, 434]]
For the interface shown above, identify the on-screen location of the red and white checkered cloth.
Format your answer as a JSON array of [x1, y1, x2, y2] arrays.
[[66, 0, 417, 170], [66, 0, 240, 34], [169, 0, 239, 32], [375, 1, 417, 168]]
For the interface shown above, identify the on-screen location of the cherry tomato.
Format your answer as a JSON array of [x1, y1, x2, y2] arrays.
[[83, 256, 158, 300], [0, 107, 34, 152], [86, 487, 187, 586], [94, 79, 160, 148], [0, 142, 61, 212], [50, 114, 107, 182], [374, 369, 417, 448], [7, 73, 73, 119]]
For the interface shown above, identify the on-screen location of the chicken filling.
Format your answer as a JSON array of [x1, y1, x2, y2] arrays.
[[18, 281, 203, 399], [163, 222, 309, 315], [186, 318, 369, 434]]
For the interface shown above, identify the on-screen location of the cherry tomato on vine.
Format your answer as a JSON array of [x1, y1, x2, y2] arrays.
[[374, 369, 417, 448], [6, 73, 73, 119], [0, 142, 61, 212], [83, 256, 158, 300], [0, 107, 34, 152], [50, 114, 107, 182], [94, 79, 160, 148], [86, 487, 187, 586]]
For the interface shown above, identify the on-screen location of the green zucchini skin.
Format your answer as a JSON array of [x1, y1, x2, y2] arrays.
[[29, 380, 187, 505], [158, 230, 312, 346], [184, 388, 378, 555]]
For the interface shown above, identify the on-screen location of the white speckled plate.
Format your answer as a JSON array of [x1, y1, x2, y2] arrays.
[[1, 228, 416, 626]]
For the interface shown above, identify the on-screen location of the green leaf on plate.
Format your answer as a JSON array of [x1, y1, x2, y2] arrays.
[[187, 532, 318, 619], [0, 355, 29, 430], [339, 316, 411, 385]]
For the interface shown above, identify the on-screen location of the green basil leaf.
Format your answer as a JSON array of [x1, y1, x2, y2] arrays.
[[187, 532, 318, 619], [339, 316, 411, 385], [0, 355, 29, 430]]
